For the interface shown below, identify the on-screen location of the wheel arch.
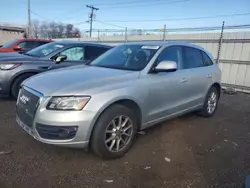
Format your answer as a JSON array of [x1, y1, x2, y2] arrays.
[[86, 98, 142, 142], [9, 70, 39, 95], [211, 82, 221, 99]]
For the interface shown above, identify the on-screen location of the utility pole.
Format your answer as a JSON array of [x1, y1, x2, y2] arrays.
[[28, 0, 31, 38], [216, 21, 225, 64], [86, 5, 99, 37]]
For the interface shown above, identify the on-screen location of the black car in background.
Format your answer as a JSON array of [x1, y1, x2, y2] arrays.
[[0, 41, 112, 98]]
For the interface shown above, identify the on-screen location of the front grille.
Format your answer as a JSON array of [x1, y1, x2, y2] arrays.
[[16, 87, 41, 127]]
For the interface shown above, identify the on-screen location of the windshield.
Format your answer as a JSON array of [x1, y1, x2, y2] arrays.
[[1, 39, 18, 49], [90, 44, 160, 71], [26, 42, 65, 57]]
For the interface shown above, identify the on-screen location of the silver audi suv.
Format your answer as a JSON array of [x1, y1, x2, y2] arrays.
[[16, 41, 221, 159]]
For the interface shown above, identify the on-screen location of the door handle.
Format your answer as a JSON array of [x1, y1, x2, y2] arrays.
[[206, 74, 212, 78], [181, 78, 188, 83]]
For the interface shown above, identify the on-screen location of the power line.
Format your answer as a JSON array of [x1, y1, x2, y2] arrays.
[[87, 24, 250, 33], [52, 7, 85, 20], [30, 11, 49, 20], [101, 12, 250, 23], [98, 0, 189, 9], [94, 20, 126, 28], [86, 5, 99, 37], [95, 0, 176, 7]]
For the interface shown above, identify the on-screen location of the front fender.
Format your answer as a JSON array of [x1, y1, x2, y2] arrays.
[[84, 85, 148, 141]]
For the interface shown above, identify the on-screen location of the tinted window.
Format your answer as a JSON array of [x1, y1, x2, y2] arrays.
[[201, 51, 213, 66], [1, 39, 18, 48], [157, 46, 182, 69], [91, 44, 159, 71], [183, 47, 204, 69], [18, 41, 34, 49], [85, 46, 110, 61], [60, 47, 85, 61], [38, 42, 50, 46], [32, 41, 49, 48], [26, 42, 65, 57]]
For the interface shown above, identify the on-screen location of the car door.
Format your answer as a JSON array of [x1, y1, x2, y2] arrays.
[[51, 45, 110, 69], [145, 46, 191, 122], [50, 46, 86, 69], [181, 46, 214, 107]]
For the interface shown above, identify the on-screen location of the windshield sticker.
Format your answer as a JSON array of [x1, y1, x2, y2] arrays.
[[141, 46, 160, 50], [55, 45, 64, 48]]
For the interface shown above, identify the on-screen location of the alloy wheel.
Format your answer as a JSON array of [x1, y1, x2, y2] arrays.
[[105, 115, 133, 152]]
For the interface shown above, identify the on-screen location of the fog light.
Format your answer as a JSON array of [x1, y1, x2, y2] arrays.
[[58, 127, 78, 138], [36, 124, 78, 140]]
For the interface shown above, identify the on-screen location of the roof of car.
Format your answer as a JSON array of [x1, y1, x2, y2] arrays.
[[18, 38, 53, 42], [57, 40, 114, 47], [123, 41, 206, 51]]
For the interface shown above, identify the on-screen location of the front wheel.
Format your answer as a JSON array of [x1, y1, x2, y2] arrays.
[[198, 86, 219, 117], [90, 104, 138, 159]]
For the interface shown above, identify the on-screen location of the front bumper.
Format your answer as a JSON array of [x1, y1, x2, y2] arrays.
[[16, 87, 98, 148], [16, 115, 89, 148]]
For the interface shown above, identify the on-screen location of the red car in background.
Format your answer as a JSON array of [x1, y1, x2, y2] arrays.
[[0, 39, 53, 54]]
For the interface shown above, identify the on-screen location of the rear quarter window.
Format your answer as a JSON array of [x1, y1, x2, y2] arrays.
[[201, 51, 214, 66]]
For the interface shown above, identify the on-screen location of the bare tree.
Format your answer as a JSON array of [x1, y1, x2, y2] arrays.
[[32, 20, 40, 38], [39, 22, 49, 39], [57, 23, 65, 38], [31, 20, 81, 39], [65, 24, 73, 37], [72, 28, 81, 38]]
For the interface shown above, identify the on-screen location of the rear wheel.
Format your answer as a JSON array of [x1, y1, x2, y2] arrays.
[[91, 104, 138, 159], [198, 86, 219, 117], [11, 73, 35, 99]]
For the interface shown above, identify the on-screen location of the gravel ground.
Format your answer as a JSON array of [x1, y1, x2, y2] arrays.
[[0, 92, 250, 188]]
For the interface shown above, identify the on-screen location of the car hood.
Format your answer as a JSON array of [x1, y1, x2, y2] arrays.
[[24, 65, 140, 96], [0, 53, 37, 62]]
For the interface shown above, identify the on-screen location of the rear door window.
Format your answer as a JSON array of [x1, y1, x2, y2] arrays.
[[183, 47, 204, 69], [18, 41, 35, 50], [84, 46, 110, 61], [32, 42, 49, 48]]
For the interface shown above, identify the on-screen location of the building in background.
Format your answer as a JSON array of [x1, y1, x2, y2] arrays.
[[0, 25, 25, 46]]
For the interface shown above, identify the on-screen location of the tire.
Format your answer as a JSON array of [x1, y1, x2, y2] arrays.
[[91, 104, 138, 159], [198, 86, 219, 117], [11, 73, 35, 99]]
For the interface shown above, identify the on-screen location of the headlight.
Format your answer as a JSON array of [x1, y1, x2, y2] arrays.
[[0, 63, 21, 70], [47, 96, 91, 110]]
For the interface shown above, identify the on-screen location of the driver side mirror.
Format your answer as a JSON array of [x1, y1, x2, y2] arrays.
[[13, 46, 22, 51], [55, 55, 67, 64], [155, 60, 177, 72]]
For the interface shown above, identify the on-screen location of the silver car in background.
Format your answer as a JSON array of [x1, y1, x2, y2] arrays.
[[16, 41, 221, 159]]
